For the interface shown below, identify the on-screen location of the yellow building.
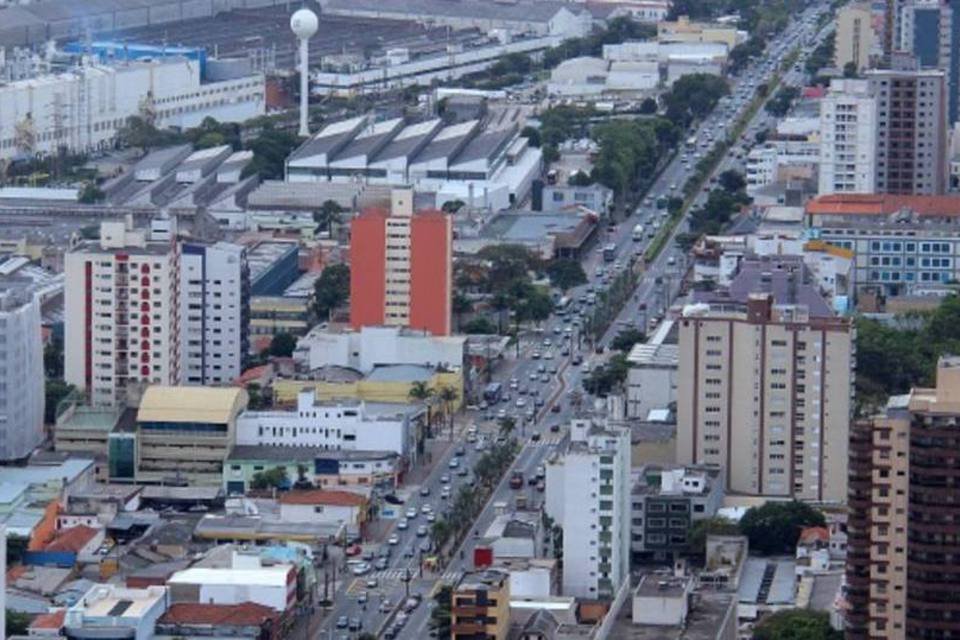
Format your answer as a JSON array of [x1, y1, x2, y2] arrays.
[[657, 15, 743, 49], [250, 296, 313, 337], [273, 369, 463, 410], [132, 386, 248, 485], [452, 570, 510, 640]]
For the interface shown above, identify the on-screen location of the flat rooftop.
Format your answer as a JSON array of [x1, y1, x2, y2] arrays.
[[228, 445, 397, 463], [613, 592, 735, 640]]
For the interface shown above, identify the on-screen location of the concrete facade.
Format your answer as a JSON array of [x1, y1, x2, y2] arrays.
[[0, 281, 44, 460]]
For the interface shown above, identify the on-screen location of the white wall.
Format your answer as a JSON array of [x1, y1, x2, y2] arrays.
[[626, 366, 676, 419], [508, 567, 553, 598], [298, 326, 464, 373], [0, 290, 44, 460], [279, 502, 360, 526]]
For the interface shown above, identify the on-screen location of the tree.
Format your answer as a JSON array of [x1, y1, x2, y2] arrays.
[[117, 115, 185, 151], [441, 199, 465, 214], [567, 171, 594, 186], [582, 353, 630, 396], [246, 382, 271, 410], [546, 259, 587, 291], [408, 381, 436, 435], [293, 464, 314, 490], [430, 585, 452, 638], [314, 264, 350, 320], [438, 386, 459, 439], [639, 97, 658, 115], [764, 86, 800, 117], [463, 317, 497, 335], [431, 518, 452, 552], [269, 332, 297, 358], [6, 610, 30, 636], [687, 516, 740, 555], [498, 416, 516, 439], [753, 610, 842, 640], [739, 501, 826, 555], [611, 328, 645, 352], [44, 337, 64, 378], [242, 124, 301, 180], [718, 169, 746, 194], [313, 200, 344, 237], [452, 292, 473, 332], [662, 74, 729, 128], [45, 380, 74, 424], [251, 466, 288, 490], [6, 534, 28, 565], [78, 181, 105, 204], [843, 61, 858, 78], [521, 126, 541, 147]]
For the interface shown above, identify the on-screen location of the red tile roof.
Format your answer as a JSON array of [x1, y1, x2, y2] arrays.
[[798, 526, 830, 545], [806, 194, 960, 217], [30, 610, 66, 630], [160, 602, 278, 626], [278, 489, 366, 507], [45, 525, 99, 553], [236, 364, 271, 385]]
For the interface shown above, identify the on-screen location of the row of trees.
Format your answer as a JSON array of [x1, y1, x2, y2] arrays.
[[661, 73, 730, 129], [675, 169, 750, 250], [407, 381, 460, 439]]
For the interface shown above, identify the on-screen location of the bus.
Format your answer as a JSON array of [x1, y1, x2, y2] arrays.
[[685, 136, 697, 151], [483, 382, 503, 404], [603, 244, 617, 262], [555, 296, 572, 314]]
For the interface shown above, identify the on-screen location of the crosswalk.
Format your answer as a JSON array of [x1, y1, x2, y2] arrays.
[[366, 568, 464, 583], [527, 433, 565, 447]]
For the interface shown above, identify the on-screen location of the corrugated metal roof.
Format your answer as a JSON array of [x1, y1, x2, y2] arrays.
[[137, 386, 244, 424]]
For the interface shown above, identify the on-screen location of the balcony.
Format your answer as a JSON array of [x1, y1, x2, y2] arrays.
[[452, 605, 486, 617], [451, 622, 486, 635]]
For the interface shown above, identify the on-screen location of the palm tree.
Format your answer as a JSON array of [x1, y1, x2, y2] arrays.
[[437, 385, 459, 440], [408, 381, 435, 437], [498, 416, 516, 440], [431, 519, 452, 554]]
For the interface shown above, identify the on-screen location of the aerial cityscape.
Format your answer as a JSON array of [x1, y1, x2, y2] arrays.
[[0, 0, 953, 638]]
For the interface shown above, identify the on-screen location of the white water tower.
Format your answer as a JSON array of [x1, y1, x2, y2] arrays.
[[290, 7, 319, 137]]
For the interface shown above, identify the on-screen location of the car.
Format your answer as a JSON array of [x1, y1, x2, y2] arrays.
[[366, 577, 379, 588], [349, 618, 362, 632], [351, 562, 371, 576], [466, 432, 477, 443], [362, 549, 375, 561], [516, 398, 526, 408], [426, 512, 436, 523], [537, 363, 546, 373], [455, 445, 466, 456], [540, 374, 549, 383], [449, 458, 460, 469], [457, 466, 469, 477], [531, 433, 541, 442], [551, 404, 561, 414], [509, 377, 519, 389], [550, 422, 561, 432], [417, 525, 428, 537], [440, 473, 450, 484], [543, 338, 552, 347], [478, 400, 488, 410], [544, 351, 554, 360], [384, 494, 404, 505], [421, 503, 433, 514], [535, 398, 545, 408], [380, 600, 393, 613], [336, 616, 349, 629], [553, 326, 562, 335], [345, 544, 362, 557], [441, 486, 451, 499], [397, 518, 409, 530], [404, 547, 415, 558], [532, 351, 541, 359], [419, 540, 432, 552], [406, 507, 417, 519], [497, 408, 507, 419], [528, 372, 538, 381], [388, 534, 400, 545], [403, 595, 423, 613], [374, 557, 388, 570], [549, 364, 559, 374], [517, 385, 527, 395], [420, 486, 430, 496], [475, 440, 486, 452]]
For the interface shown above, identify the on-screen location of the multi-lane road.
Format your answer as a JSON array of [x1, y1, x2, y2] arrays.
[[316, 5, 832, 638]]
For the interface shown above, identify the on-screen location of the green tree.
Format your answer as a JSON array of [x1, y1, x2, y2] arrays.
[[452, 292, 473, 332], [739, 501, 826, 555], [117, 115, 185, 151], [765, 86, 800, 117], [251, 466, 288, 490], [438, 385, 459, 439], [441, 199, 465, 214], [752, 610, 842, 640], [718, 169, 746, 193], [78, 181, 105, 204], [687, 516, 740, 555], [662, 74, 729, 128], [44, 337, 64, 378], [242, 124, 301, 180], [430, 585, 452, 638], [521, 126, 541, 147], [611, 328, 646, 352], [45, 380, 74, 424], [293, 464, 313, 490], [463, 317, 497, 335], [269, 332, 297, 358], [246, 382, 271, 410], [567, 170, 594, 186], [314, 264, 350, 320], [195, 131, 226, 149], [498, 416, 516, 439], [582, 353, 630, 396], [431, 518, 452, 552], [843, 61, 858, 78], [546, 259, 587, 291], [313, 200, 344, 237], [639, 97, 658, 115], [408, 381, 436, 435], [6, 610, 31, 636]]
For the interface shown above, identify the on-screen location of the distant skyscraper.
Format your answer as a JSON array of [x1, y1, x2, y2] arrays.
[[349, 188, 453, 336], [0, 280, 44, 460]]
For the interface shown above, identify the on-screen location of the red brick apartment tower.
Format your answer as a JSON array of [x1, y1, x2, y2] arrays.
[[349, 189, 452, 336]]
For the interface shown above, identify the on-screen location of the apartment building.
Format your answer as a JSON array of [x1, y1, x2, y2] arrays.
[[545, 420, 631, 600], [897, 0, 960, 123], [64, 220, 181, 407], [0, 279, 44, 460], [451, 570, 510, 640], [847, 356, 960, 639], [350, 189, 452, 336], [807, 193, 960, 295], [835, 3, 876, 72], [180, 242, 249, 385], [818, 79, 878, 195], [868, 66, 948, 195], [676, 259, 854, 503]]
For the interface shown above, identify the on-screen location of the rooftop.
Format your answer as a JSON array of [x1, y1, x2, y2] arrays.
[[324, 0, 585, 22], [278, 489, 367, 507], [366, 363, 436, 383], [44, 525, 100, 553], [137, 386, 245, 424], [738, 558, 796, 605], [71, 584, 167, 621], [806, 193, 960, 217], [168, 565, 292, 588], [228, 445, 396, 463], [159, 602, 277, 627], [634, 574, 690, 599]]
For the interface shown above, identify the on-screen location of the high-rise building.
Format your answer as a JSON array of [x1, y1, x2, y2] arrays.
[[676, 258, 854, 503], [0, 280, 44, 460], [545, 419, 631, 599], [451, 570, 510, 640], [180, 242, 249, 385], [847, 356, 960, 639], [868, 65, 948, 195], [65, 219, 181, 407], [897, 0, 960, 124], [835, 3, 876, 73], [349, 188, 452, 336], [819, 79, 878, 195]]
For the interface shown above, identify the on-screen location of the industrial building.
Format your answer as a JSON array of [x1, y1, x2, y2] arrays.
[[0, 55, 264, 162], [285, 115, 542, 211]]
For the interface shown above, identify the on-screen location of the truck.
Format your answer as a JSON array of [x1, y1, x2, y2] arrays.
[[509, 471, 524, 489], [603, 244, 617, 262], [632, 224, 644, 241]]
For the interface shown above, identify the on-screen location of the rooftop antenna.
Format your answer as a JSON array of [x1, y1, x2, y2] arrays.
[[291, 7, 319, 138]]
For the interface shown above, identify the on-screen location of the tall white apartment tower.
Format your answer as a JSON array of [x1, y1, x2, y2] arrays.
[[819, 78, 878, 195], [0, 282, 44, 460], [65, 219, 181, 407], [180, 242, 249, 385], [545, 419, 631, 600]]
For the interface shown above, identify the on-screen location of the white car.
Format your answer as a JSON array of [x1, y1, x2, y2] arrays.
[[421, 504, 433, 514], [388, 534, 400, 545], [516, 398, 527, 408], [397, 518, 409, 530], [405, 507, 417, 519]]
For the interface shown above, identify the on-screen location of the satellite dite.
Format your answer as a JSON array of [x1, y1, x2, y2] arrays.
[[290, 7, 319, 137]]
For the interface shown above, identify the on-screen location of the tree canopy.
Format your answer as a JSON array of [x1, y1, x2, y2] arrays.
[[611, 328, 646, 352], [752, 610, 843, 640], [662, 74, 729, 128], [269, 332, 297, 358], [546, 259, 588, 291], [739, 501, 826, 555], [314, 264, 351, 320]]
